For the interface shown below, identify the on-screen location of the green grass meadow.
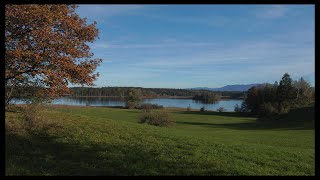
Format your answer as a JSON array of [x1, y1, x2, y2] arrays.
[[5, 105, 315, 175]]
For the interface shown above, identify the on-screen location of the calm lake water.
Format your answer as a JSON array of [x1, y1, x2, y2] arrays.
[[11, 97, 243, 112]]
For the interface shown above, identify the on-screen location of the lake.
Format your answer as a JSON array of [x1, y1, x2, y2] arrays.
[[22, 97, 243, 112]]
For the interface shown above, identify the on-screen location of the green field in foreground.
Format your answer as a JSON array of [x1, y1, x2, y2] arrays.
[[5, 105, 315, 175]]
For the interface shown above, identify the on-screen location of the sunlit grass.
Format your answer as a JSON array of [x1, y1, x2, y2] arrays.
[[5, 105, 314, 175]]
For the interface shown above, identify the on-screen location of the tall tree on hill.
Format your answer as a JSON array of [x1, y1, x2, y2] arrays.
[[244, 86, 260, 113], [5, 5, 102, 105], [276, 73, 295, 112]]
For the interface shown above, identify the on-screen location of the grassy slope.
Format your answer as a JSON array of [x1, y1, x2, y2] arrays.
[[5, 105, 315, 175]]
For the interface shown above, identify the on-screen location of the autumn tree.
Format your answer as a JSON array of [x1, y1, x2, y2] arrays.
[[292, 77, 314, 106], [5, 5, 102, 105]]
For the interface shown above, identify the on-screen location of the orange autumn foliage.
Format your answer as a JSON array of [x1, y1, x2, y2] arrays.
[[5, 5, 102, 98]]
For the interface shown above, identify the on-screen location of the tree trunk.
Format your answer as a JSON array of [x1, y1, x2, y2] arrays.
[[5, 85, 15, 106]]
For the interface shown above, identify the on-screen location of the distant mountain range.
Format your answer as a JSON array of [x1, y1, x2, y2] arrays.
[[188, 84, 261, 92]]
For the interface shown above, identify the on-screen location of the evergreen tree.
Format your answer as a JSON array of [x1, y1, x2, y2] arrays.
[[276, 73, 295, 112]]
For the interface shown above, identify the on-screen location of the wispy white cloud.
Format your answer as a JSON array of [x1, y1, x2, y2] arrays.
[[133, 12, 231, 27], [76, 5, 144, 18], [256, 5, 289, 19], [81, 5, 313, 88], [101, 59, 113, 63], [92, 41, 217, 49], [126, 40, 313, 68], [76, 5, 145, 25], [93, 29, 314, 83], [95, 66, 165, 87]]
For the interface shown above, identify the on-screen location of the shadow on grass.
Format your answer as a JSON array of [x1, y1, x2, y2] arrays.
[[93, 105, 127, 109], [5, 130, 229, 176], [176, 121, 314, 130], [175, 106, 315, 131], [176, 111, 254, 118]]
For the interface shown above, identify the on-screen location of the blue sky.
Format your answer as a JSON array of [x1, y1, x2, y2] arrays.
[[76, 5, 314, 88]]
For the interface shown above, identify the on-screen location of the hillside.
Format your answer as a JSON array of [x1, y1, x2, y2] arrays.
[[5, 105, 314, 175], [190, 84, 261, 91]]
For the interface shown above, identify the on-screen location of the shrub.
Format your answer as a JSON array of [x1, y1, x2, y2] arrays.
[[20, 101, 46, 130], [217, 107, 225, 112], [140, 103, 153, 112], [151, 104, 161, 109], [153, 104, 164, 109], [5, 104, 23, 112], [278, 104, 290, 115], [139, 103, 164, 112], [234, 103, 250, 113], [234, 104, 241, 112], [259, 102, 278, 117], [126, 101, 139, 109], [200, 106, 205, 112], [139, 110, 175, 127]]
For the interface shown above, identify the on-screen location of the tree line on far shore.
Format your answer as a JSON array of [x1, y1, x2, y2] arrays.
[[68, 87, 244, 99]]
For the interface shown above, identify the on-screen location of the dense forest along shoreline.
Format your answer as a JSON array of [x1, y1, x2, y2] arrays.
[[68, 95, 244, 99]]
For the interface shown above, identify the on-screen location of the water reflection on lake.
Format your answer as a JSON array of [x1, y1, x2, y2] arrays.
[[49, 97, 243, 112]]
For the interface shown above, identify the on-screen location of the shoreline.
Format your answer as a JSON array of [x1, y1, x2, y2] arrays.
[[14, 103, 236, 112], [68, 96, 193, 99], [65, 96, 244, 100], [30, 104, 223, 112]]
